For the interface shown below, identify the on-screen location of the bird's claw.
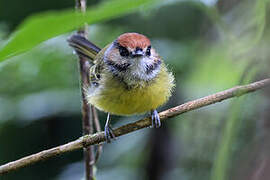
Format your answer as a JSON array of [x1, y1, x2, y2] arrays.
[[104, 124, 116, 143], [150, 109, 161, 128]]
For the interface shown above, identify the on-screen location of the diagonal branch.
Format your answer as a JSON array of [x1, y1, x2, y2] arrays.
[[0, 78, 269, 175]]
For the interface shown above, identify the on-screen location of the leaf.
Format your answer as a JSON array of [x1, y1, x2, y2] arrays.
[[0, 0, 158, 62]]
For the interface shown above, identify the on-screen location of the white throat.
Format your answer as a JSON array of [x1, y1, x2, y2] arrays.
[[117, 56, 161, 86]]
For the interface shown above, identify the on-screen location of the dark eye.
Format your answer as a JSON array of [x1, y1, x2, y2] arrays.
[[146, 46, 151, 56], [119, 46, 129, 57]]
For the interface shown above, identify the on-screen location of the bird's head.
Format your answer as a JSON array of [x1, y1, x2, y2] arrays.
[[104, 32, 162, 84], [116, 33, 151, 58]]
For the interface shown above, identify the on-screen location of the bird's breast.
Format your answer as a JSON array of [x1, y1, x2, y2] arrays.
[[86, 65, 174, 115]]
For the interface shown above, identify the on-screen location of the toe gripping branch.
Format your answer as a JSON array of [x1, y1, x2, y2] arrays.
[[151, 109, 161, 128], [104, 113, 116, 143], [104, 110, 161, 143]]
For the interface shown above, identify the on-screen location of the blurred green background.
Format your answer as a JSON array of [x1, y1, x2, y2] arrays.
[[0, 0, 270, 179]]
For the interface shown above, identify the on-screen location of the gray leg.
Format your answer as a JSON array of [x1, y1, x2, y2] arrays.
[[104, 113, 116, 143], [150, 109, 161, 128]]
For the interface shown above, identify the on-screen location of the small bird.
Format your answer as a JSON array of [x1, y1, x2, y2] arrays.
[[68, 32, 175, 142]]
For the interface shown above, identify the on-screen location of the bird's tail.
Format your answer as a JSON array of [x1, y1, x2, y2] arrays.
[[67, 34, 101, 61]]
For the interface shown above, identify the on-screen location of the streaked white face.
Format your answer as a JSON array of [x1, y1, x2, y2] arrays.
[[128, 48, 161, 81], [104, 43, 162, 86]]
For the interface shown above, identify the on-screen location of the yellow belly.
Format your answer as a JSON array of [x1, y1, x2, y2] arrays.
[[87, 65, 174, 115]]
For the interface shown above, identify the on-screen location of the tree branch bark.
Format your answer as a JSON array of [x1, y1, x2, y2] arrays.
[[0, 78, 269, 175], [75, 0, 95, 179]]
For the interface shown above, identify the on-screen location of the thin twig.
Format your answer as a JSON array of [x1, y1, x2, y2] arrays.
[[0, 78, 269, 175], [91, 106, 103, 165], [75, 0, 95, 179]]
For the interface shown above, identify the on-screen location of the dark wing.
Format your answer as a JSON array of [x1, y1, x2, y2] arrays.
[[67, 34, 101, 61]]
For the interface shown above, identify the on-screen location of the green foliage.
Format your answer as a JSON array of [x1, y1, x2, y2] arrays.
[[0, 0, 158, 62], [210, 68, 259, 180]]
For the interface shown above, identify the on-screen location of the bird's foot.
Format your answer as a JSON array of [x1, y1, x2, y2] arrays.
[[104, 113, 116, 143], [150, 109, 161, 128]]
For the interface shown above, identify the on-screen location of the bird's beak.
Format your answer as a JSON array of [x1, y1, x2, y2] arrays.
[[132, 49, 144, 57]]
